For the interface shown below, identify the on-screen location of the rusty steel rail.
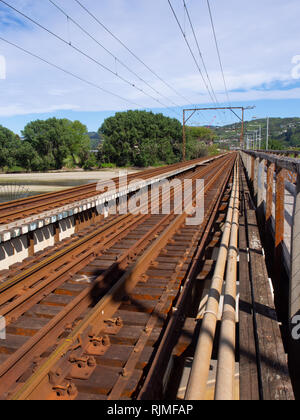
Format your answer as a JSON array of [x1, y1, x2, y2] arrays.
[[0, 155, 227, 274], [0, 154, 234, 399], [0, 155, 236, 400], [1, 157, 222, 325], [138, 155, 234, 400], [141, 157, 294, 401], [0, 156, 225, 226]]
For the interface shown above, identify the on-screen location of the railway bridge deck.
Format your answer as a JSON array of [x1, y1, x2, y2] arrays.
[[0, 152, 297, 401]]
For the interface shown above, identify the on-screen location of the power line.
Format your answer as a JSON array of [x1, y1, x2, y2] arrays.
[[48, 0, 183, 111], [73, 0, 197, 108], [182, 0, 220, 109], [0, 36, 141, 107], [206, 0, 231, 107], [167, 0, 218, 108], [182, 0, 227, 125], [0, 0, 180, 116], [168, 0, 226, 125]]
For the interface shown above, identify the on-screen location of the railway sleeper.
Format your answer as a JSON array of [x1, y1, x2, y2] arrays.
[[0, 155, 235, 400]]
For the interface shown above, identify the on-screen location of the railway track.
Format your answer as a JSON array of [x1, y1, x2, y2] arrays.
[[0, 157, 218, 226], [137, 156, 294, 401], [0, 154, 236, 400]]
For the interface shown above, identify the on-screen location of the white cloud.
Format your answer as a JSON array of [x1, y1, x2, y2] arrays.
[[0, 0, 299, 118], [0, 103, 80, 117]]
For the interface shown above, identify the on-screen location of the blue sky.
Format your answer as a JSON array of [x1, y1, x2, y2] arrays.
[[0, 0, 300, 134]]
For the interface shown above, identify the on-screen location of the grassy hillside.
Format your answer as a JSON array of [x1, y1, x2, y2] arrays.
[[87, 132, 104, 150], [212, 117, 300, 148]]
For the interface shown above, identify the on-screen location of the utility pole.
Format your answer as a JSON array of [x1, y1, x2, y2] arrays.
[[266, 117, 269, 150], [183, 110, 186, 162], [240, 107, 245, 149], [252, 132, 256, 150], [248, 124, 261, 149]]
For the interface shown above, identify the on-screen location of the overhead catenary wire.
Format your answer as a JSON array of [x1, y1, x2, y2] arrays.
[[167, 0, 219, 108], [0, 0, 180, 117], [168, 0, 226, 125], [73, 0, 198, 109], [207, 0, 231, 108], [182, 0, 220, 110], [0, 36, 141, 108], [48, 0, 183, 112]]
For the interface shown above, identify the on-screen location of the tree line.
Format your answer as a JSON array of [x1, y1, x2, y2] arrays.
[[0, 118, 93, 172], [0, 111, 218, 173], [98, 111, 218, 166]]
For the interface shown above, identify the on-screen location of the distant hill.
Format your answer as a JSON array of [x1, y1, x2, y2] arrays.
[[212, 117, 300, 148], [87, 132, 104, 150]]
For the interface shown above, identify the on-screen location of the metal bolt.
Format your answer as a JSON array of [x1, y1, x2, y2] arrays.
[[68, 383, 77, 397], [116, 317, 123, 327], [102, 335, 110, 347], [88, 356, 96, 368]]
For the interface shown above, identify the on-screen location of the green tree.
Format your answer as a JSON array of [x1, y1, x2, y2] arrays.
[[16, 142, 40, 171], [0, 125, 22, 171], [186, 126, 215, 143], [22, 118, 91, 170], [82, 153, 98, 170], [68, 120, 91, 166], [269, 139, 285, 150], [186, 126, 216, 159], [99, 110, 182, 167]]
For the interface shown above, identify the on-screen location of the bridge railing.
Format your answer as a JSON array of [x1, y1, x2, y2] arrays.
[[252, 150, 300, 158], [240, 150, 300, 326]]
